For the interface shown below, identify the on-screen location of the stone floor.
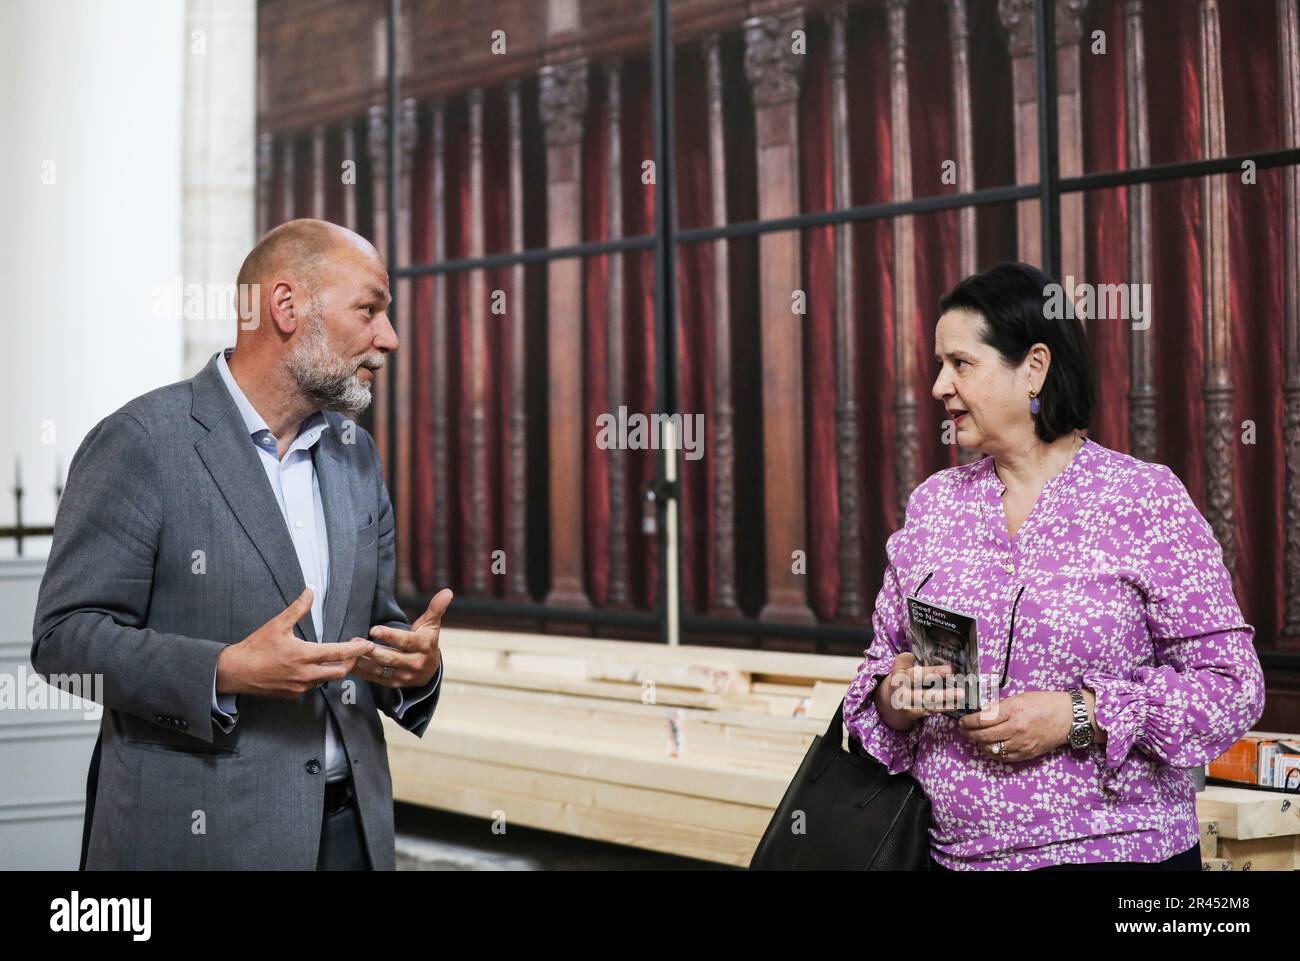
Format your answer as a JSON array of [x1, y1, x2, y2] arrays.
[[394, 803, 736, 871]]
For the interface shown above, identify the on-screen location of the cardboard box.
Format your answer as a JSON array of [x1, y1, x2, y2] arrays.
[[1209, 739, 1260, 785], [1275, 753, 1300, 793], [1209, 732, 1300, 786]]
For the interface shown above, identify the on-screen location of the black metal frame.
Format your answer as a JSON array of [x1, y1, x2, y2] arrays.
[[378, 0, 1300, 668]]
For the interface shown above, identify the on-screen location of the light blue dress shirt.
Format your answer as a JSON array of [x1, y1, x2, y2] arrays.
[[211, 348, 438, 781]]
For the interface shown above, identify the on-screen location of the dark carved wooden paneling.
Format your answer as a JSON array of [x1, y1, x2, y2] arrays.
[[1199, 0, 1236, 576], [506, 81, 529, 603], [1280, 0, 1300, 640], [311, 124, 328, 218], [341, 119, 359, 231], [948, 0, 981, 467], [1125, 0, 1158, 462], [256, 131, 273, 236], [466, 88, 490, 595], [745, 11, 815, 624], [998, 0, 1040, 264], [889, 0, 919, 524], [366, 104, 391, 472], [827, 6, 866, 621], [396, 97, 418, 598], [1057, 1, 1088, 292], [605, 60, 631, 609], [704, 34, 740, 618], [540, 59, 592, 609], [280, 132, 297, 223], [429, 101, 452, 591]]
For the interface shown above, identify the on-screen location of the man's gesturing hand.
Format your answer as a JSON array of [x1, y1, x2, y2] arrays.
[[216, 588, 376, 699], [353, 588, 453, 689]]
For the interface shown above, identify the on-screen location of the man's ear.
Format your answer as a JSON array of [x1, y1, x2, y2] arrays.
[[268, 279, 298, 333]]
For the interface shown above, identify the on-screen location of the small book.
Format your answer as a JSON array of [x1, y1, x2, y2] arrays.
[[904, 594, 982, 718]]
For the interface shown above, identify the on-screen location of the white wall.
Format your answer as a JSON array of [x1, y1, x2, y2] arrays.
[[0, 0, 186, 560], [0, 0, 255, 868], [184, 0, 257, 378]]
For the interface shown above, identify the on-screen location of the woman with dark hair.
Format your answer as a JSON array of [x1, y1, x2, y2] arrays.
[[842, 262, 1265, 870]]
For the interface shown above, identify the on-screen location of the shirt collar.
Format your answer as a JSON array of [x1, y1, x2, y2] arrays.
[[215, 348, 329, 456], [980, 435, 1094, 499]]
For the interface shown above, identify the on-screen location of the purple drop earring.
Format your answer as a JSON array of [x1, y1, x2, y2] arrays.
[[1028, 389, 1040, 415]]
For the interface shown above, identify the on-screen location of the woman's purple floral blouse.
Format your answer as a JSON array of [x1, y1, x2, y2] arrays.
[[843, 438, 1265, 870]]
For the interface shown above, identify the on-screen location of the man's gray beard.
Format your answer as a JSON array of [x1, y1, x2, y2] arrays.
[[285, 309, 379, 415]]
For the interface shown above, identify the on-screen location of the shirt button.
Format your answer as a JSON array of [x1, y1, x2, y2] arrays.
[[305, 759, 322, 775], [295, 520, 304, 529]]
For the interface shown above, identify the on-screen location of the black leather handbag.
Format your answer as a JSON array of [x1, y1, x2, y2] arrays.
[[748, 698, 932, 870]]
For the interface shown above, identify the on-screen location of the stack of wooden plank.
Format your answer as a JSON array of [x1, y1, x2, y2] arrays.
[[387, 630, 1300, 870], [1196, 785, 1300, 870], [382, 629, 863, 866]]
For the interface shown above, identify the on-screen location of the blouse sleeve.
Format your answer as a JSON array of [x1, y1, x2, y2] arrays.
[[843, 492, 928, 775], [1081, 465, 1265, 770]]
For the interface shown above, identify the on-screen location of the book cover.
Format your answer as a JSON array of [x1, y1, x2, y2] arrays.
[[904, 594, 982, 718]]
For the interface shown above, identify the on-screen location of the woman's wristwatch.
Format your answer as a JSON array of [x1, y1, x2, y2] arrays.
[[1066, 686, 1095, 749]]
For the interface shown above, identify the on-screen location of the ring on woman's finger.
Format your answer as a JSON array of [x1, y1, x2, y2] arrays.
[[990, 740, 1006, 756]]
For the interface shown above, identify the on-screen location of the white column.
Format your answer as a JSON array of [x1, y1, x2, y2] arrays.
[[183, 0, 257, 377], [0, 0, 186, 560]]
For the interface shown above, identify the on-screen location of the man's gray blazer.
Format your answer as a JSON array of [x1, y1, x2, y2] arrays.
[[31, 351, 439, 870]]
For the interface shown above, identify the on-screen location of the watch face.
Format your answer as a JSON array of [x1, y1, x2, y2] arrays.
[[1070, 726, 1092, 748]]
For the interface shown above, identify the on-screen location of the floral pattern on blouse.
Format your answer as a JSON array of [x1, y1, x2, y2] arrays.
[[843, 438, 1265, 870]]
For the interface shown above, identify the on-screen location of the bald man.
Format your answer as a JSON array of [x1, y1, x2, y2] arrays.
[[32, 219, 451, 870]]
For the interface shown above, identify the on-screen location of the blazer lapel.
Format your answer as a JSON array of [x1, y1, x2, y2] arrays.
[[190, 353, 320, 644]]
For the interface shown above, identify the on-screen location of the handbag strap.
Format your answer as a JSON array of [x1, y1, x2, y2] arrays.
[[806, 697, 849, 782], [822, 696, 847, 745]]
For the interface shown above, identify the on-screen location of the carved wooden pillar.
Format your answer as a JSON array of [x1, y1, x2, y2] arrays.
[[429, 101, 452, 590], [604, 62, 631, 609], [506, 82, 529, 603], [466, 89, 490, 595], [311, 123, 327, 219], [279, 132, 296, 224], [540, 61, 592, 609], [256, 131, 272, 237], [827, 7, 865, 621], [948, 0, 982, 467], [999, 0, 1088, 280], [1199, 0, 1236, 574], [1279, 0, 1300, 635], [948, 0, 977, 280], [396, 98, 418, 597], [703, 34, 739, 618], [889, 0, 920, 524], [745, 13, 815, 625], [366, 104, 391, 471], [999, 0, 1040, 262], [1125, 0, 1158, 462], [341, 120, 359, 231], [1056, 1, 1088, 288]]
